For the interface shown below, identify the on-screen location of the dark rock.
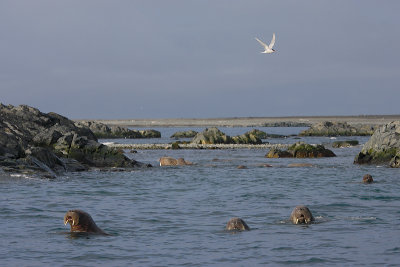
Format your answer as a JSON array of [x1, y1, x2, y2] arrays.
[[246, 129, 286, 139], [191, 127, 233, 144], [265, 148, 293, 158], [139, 129, 161, 138], [191, 127, 269, 145], [109, 125, 142, 138], [232, 131, 262, 145], [76, 121, 160, 139], [265, 142, 336, 158], [0, 104, 151, 177], [332, 140, 359, 148], [300, 121, 377, 136], [171, 142, 180, 149], [247, 129, 267, 139], [288, 142, 336, 158], [170, 130, 198, 139], [354, 121, 400, 167]]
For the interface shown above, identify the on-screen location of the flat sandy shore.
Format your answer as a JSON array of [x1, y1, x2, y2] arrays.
[[85, 115, 400, 127]]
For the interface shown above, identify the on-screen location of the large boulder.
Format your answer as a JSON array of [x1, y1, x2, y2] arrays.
[[266, 142, 336, 158], [0, 104, 150, 177], [265, 148, 293, 158], [300, 121, 377, 136], [191, 127, 233, 144], [232, 130, 262, 144], [139, 129, 161, 138], [354, 121, 400, 167]]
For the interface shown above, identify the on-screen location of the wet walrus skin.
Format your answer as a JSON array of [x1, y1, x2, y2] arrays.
[[226, 217, 250, 231], [290, 205, 314, 224], [64, 210, 107, 234]]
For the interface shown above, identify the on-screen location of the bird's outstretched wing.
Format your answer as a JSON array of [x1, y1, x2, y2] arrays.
[[255, 37, 268, 48], [269, 33, 276, 49]]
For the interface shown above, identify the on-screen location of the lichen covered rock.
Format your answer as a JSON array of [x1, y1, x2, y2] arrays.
[[265, 142, 336, 158], [354, 121, 400, 167], [75, 121, 160, 139], [232, 130, 262, 145], [0, 104, 150, 177], [191, 127, 233, 144]]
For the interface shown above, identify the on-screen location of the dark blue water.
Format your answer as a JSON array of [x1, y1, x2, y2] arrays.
[[1, 127, 400, 266]]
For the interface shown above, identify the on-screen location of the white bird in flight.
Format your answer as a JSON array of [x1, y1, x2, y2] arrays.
[[255, 33, 276, 54]]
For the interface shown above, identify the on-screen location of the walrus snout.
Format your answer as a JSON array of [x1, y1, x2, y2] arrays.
[[295, 214, 311, 224], [64, 212, 79, 226], [290, 205, 314, 224]]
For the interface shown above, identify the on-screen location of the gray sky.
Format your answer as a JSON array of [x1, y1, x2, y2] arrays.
[[1, 1, 399, 119]]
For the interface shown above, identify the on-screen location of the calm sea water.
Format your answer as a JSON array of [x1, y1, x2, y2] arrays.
[[1, 127, 400, 266]]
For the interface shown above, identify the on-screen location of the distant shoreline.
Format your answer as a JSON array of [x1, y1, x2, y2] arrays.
[[75, 115, 400, 127]]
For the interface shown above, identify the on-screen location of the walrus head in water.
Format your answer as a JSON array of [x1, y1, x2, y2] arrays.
[[226, 217, 250, 231], [290, 205, 314, 224], [64, 210, 107, 234], [363, 174, 374, 184]]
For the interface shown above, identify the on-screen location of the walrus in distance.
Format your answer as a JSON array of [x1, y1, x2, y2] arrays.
[[64, 209, 108, 235]]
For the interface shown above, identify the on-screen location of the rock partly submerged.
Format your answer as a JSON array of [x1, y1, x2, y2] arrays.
[[0, 104, 151, 178], [191, 127, 233, 144], [300, 121, 377, 136], [354, 121, 400, 168], [191, 127, 283, 145], [332, 140, 359, 148], [170, 130, 198, 139], [266, 142, 336, 158]]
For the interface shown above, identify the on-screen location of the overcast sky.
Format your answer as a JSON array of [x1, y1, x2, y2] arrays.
[[1, 1, 399, 119]]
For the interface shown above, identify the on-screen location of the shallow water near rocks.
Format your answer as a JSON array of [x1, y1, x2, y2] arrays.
[[1, 127, 400, 266]]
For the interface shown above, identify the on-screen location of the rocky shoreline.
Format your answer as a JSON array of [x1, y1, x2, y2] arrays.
[[2, 104, 400, 178], [0, 104, 151, 178]]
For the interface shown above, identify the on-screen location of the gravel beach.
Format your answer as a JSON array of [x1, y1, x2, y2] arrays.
[[81, 115, 400, 127]]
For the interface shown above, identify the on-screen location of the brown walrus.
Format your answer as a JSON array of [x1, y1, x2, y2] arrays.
[[64, 210, 107, 234], [226, 217, 250, 231], [363, 174, 374, 184], [290, 205, 314, 224]]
